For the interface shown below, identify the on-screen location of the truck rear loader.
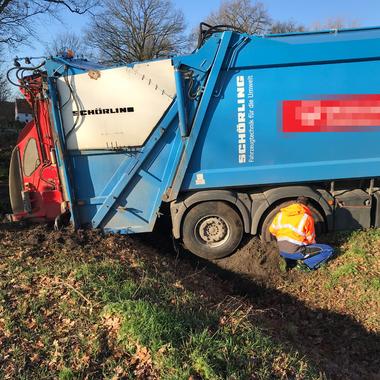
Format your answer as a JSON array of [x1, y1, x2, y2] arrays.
[[7, 24, 380, 258]]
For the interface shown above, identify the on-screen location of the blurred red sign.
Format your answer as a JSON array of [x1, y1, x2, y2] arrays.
[[283, 95, 380, 132]]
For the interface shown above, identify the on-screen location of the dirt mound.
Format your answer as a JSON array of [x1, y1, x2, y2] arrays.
[[215, 237, 284, 283]]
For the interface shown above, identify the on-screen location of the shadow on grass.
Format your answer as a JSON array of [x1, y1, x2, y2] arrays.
[[137, 220, 380, 380], [201, 261, 379, 379]]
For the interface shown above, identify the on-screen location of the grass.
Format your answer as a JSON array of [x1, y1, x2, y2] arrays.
[[317, 229, 380, 328], [329, 229, 380, 288], [326, 262, 359, 288], [75, 258, 316, 379], [0, 228, 320, 380], [368, 277, 380, 291], [0, 217, 379, 379], [58, 368, 74, 380]]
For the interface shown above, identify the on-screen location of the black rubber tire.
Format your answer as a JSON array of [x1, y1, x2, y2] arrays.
[[182, 201, 243, 259], [260, 200, 325, 242]]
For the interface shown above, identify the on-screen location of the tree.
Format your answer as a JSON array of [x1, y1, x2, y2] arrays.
[[311, 18, 360, 32], [0, 0, 99, 47], [45, 32, 91, 58], [86, 0, 186, 64], [269, 21, 305, 34], [0, 70, 10, 101], [0, 46, 10, 101], [204, 0, 270, 35]]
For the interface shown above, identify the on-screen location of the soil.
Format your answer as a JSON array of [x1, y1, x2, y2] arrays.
[[216, 237, 283, 282]]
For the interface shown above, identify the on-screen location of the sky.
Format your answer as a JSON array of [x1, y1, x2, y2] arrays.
[[4, 0, 380, 63]]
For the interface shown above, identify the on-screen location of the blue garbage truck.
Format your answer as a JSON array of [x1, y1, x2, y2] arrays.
[[8, 24, 380, 258]]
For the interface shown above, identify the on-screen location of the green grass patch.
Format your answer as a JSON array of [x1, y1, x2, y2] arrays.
[[345, 229, 380, 255], [327, 262, 359, 289], [73, 257, 319, 379], [325, 229, 380, 290], [103, 297, 314, 379], [367, 277, 380, 292], [0, 227, 342, 379], [58, 367, 74, 380], [0, 243, 319, 380]]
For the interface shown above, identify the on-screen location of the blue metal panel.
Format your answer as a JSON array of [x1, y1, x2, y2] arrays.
[[267, 26, 380, 43], [174, 33, 222, 73], [45, 57, 185, 232], [101, 114, 183, 233], [67, 151, 133, 224], [167, 31, 234, 201], [65, 105, 182, 232], [174, 69, 188, 137], [182, 51, 380, 190], [89, 103, 179, 230], [234, 35, 380, 69]]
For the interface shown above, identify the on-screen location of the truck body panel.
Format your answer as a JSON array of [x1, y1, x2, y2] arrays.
[[183, 59, 380, 190]]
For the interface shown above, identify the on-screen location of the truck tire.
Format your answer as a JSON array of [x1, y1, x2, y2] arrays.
[[260, 201, 325, 242], [182, 201, 243, 259]]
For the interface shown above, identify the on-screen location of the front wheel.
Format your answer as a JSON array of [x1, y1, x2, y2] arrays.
[[182, 201, 243, 259]]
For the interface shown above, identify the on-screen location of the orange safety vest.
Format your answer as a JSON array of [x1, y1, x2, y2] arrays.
[[269, 203, 316, 246]]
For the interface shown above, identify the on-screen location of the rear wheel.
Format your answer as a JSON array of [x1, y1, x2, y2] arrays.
[[182, 201, 243, 259], [260, 200, 325, 242]]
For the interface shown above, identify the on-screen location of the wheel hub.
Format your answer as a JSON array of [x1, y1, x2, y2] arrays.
[[196, 216, 230, 247]]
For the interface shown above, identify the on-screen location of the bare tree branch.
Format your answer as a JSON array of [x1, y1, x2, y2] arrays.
[[44, 32, 93, 58], [0, 77, 10, 101], [204, 0, 270, 35], [269, 20, 305, 34], [0, 0, 99, 47], [0, 50, 10, 101], [40, 0, 96, 15], [86, 0, 186, 64], [311, 18, 360, 32]]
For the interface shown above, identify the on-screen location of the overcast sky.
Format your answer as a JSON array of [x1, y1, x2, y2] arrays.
[[4, 0, 380, 63]]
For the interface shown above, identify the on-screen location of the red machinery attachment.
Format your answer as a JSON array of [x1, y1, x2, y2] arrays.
[[9, 71, 65, 222]]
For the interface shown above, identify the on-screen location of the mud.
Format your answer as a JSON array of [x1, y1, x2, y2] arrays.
[[216, 237, 284, 284]]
